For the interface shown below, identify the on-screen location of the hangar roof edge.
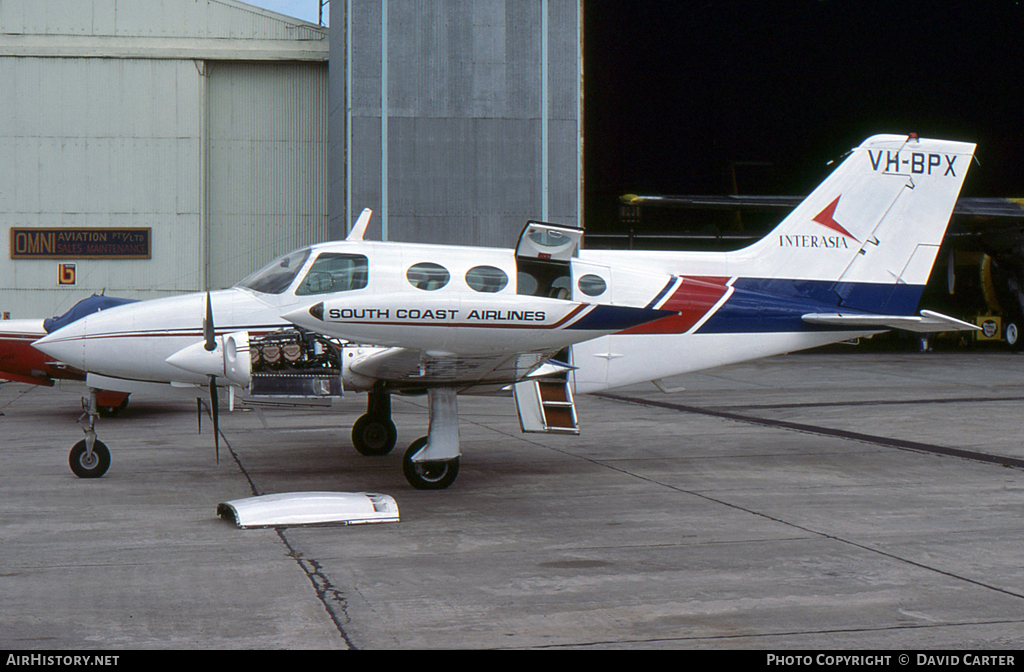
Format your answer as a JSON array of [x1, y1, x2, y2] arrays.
[[0, 0, 328, 59], [0, 34, 328, 61]]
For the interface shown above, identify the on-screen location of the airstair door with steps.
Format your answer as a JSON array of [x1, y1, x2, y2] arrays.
[[513, 377, 580, 435]]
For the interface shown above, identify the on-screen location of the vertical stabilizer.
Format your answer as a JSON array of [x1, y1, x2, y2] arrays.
[[732, 135, 975, 313]]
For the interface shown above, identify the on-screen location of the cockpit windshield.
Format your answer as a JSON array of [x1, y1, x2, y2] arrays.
[[236, 248, 312, 295], [296, 253, 369, 295]]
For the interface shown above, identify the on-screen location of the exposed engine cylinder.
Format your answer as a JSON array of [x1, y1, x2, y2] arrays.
[[249, 329, 340, 374], [247, 329, 343, 398]]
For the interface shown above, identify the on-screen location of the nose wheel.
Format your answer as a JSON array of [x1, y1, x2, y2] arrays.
[[70, 388, 111, 478], [69, 438, 111, 478]]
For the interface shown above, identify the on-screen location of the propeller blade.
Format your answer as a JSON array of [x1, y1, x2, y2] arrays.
[[204, 291, 216, 352], [209, 376, 220, 464], [197, 398, 202, 434]]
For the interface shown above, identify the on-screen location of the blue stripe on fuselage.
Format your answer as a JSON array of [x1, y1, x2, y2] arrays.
[[696, 278, 925, 334], [569, 305, 679, 331]]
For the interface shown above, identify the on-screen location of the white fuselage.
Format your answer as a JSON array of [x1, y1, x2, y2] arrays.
[[33, 136, 978, 397], [34, 237, 867, 396]]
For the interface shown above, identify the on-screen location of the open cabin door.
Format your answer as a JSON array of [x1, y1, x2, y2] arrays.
[[515, 221, 582, 262], [513, 222, 583, 434], [515, 222, 583, 300], [514, 373, 580, 435]]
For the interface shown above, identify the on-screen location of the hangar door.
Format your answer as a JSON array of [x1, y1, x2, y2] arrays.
[[206, 61, 328, 289]]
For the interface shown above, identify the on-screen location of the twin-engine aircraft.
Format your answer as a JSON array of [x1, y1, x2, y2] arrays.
[[35, 134, 978, 489]]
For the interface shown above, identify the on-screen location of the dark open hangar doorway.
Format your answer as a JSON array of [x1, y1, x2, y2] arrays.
[[582, 0, 1024, 248]]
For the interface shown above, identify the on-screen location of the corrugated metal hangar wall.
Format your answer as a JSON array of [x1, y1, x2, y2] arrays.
[[330, 0, 582, 248], [0, 0, 328, 318], [1, 0, 582, 319]]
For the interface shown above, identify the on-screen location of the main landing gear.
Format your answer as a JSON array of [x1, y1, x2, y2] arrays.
[[69, 388, 111, 478], [351, 386, 461, 490], [66, 381, 464, 489], [351, 384, 398, 456]]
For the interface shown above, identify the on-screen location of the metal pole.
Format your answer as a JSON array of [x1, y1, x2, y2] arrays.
[[381, 0, 389, 241]]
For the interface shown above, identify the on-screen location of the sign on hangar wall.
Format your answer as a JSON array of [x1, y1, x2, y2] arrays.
[[10, 228, 152, 260]]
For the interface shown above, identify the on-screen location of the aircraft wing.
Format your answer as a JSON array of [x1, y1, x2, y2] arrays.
[[348, 346, 562, 392], [802, 310, 980, 334], [622, 194, 1024, 219], [621, 194, 803, 211], [951, 198, 1024, 218]]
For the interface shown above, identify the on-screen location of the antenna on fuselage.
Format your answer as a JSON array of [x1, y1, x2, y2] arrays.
[[346, 208, 373, 242]]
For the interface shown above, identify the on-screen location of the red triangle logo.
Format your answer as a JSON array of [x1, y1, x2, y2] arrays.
[[812, 197, 859, 242]]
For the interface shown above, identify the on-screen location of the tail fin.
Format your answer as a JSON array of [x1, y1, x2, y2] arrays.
[[734, 134, 975, 314]]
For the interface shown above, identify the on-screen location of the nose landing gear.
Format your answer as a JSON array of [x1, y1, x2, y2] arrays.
[[70, 388, 111, 478]]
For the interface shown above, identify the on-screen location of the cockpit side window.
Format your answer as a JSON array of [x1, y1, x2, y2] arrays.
[[237, 249, 312, 295], [295, 253, 369, 296]]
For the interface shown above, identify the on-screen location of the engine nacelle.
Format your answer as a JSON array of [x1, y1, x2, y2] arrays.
[[223, 331, 251, 386], [339, 344, 389, 392], [167, 329, 343, 399], [165, 330, 251, 386]]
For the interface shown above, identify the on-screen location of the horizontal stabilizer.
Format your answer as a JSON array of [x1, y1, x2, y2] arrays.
[[802, 310, 980, 333], [621, 194, 1024, 220]]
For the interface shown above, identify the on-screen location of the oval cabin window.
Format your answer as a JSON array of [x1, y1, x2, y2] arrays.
[[465, 266, 509, 293], [578, 274, 607, 297], [407, 262, 451, 291]]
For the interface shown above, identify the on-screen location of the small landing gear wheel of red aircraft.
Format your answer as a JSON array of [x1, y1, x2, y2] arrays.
[[402, 437, 459, 490], [69, 439, 111, 479]]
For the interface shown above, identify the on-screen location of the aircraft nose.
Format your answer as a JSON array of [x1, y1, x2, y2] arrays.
[[33, 318, 89, 370]]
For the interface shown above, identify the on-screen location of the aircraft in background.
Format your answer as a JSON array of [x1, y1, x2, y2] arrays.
[[35, 134, 978, 489], [0, 295, 134, 415]]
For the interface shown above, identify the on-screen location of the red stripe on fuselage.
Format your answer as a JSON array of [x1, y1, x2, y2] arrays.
[[620, 276, 730, 335]]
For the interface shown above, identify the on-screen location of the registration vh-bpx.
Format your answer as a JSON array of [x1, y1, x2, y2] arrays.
[[34, 134, 978, 490]]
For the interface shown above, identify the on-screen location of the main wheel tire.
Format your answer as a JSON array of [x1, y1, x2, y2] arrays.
[[402, 437, 460, 490], [351, 414, 398, 456], [69, 439, 111, 479]]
